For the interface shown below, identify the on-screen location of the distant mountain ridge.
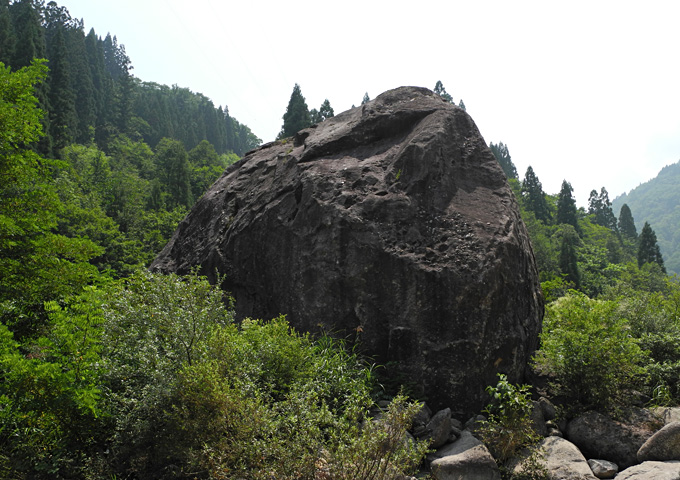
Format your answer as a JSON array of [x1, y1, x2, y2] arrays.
[[613, 160, 680, 275]]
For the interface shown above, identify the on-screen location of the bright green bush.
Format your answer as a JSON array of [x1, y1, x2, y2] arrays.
[[0, 287, 105, 478], [533, 293, 648, 413]]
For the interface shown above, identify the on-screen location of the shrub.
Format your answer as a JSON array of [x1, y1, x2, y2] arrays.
[[98, 270, 234, 478], [478, 375, 548, 480], [533, 293, 647, 413], [479, 374, 539, 463], [171, 319, 429, 479]]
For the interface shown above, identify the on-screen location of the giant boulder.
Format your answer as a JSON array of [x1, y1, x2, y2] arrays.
[[151, 86, 543, 413]]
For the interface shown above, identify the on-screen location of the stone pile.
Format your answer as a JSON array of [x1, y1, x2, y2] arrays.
[[406, 404, 680, 480]]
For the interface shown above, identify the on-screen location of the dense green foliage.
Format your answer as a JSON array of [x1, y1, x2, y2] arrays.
[[1, 271, 429, 479], [507, 159, 680, 417], [534, 293, 647, 412]]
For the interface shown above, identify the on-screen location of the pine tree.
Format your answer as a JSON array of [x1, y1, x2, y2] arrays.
[[588, 187, 617, 232], [559, 229, 580, 288], [458, 99, 466, 111], [319, 99, 334, 120], [0, 0, 15, 66], [521, 166, 551, 223], [637, 222, 665, 273], [10, 0, 52, 155], [433, 80, 453, 103], [47, 26, 77, 152], [155, 137, 192, 209], [618, 203, 637, 239], [278, 83, 311, 139], [489, 141, 518, 179], [9, 0, 45, 69], [556, 180, 580, 232], [65, 26, 96, 143], [361, 92, 370, 105]]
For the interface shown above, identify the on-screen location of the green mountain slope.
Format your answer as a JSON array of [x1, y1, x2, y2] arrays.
[[613, 160, 680, 275]]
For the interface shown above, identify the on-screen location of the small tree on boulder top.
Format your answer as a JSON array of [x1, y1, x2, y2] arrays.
[[433, 80, 453, 103], [278, 83, 311, 139]]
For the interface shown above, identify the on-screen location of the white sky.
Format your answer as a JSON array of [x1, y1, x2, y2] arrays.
[[61, 0, 680, 207]]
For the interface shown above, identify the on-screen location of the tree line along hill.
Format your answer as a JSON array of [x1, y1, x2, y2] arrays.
[[489, 141, 670, 298], [612, 160, 680, 276]]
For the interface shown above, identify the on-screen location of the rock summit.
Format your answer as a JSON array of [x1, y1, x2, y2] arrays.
[[151, 86, 543, 413]]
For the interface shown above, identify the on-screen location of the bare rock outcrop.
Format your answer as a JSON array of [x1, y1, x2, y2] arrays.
[[151, 86, 543, 413]]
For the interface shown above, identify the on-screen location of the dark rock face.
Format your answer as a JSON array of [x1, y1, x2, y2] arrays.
[[151, 86, 543, 414]]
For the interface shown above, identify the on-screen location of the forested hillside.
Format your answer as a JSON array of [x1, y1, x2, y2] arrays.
[[0, 0, 260, 157], [612, 160, 680, 275], [0, 0, 261, 280]]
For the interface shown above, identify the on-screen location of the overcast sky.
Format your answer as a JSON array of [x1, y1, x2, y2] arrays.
[[61, 0, 680, 207]]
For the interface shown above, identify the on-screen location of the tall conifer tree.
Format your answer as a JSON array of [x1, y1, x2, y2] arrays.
[[0, 0, 15, 66], [278, 83, 311, 139], [637, 222, 665, 273], [556, 180, 580, 233], [618, 204, 637, 239], [489, 141, 518, 179], [521, 166, 551, 223], [47, 26, 77, 151], [559, 230, 580, 288]]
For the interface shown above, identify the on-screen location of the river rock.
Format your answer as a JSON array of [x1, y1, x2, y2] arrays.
[[151, 86, 543, 413], [637, 421, 680, 462], [566, 409, 655, 469], [430, 431, 500, 480], [615, 461, 680, 480]]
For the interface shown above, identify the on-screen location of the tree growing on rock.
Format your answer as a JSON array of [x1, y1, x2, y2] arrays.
[[278, 83, 311, 139], [310, 98, 334, 124], [433, 80, 453, 103]]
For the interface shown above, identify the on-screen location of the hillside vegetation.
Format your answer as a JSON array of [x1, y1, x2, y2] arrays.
[[613, 161, 680, 275]]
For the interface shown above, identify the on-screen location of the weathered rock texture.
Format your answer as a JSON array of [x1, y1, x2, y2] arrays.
[[151, 86, 543, 413]]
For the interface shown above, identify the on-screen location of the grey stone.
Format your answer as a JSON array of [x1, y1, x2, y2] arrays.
[[539, 436, 598, 480], [426, 408, 452, 449], [651, 407, 680, 425], [638, 421, 680, 462], [538, 396, 557, 421], [566, 410, 655, 469], [509, 437, 597, 480], [430, 431, 500, 480], [531, 400, 549, 437], [151, 86, 543, 414], [412, 402, 432, 427], [615, 461, 680, 480], [587, 458, 618, 479]]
